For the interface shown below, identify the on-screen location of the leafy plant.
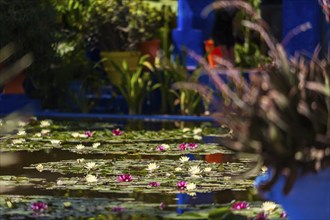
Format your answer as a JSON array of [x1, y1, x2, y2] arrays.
[[109, 55, 160, 114], [200, 0, 330, 194]]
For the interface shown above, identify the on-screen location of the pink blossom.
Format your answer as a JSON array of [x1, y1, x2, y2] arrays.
[[159, 202, 166, 210], [280, 211, 287, 218], [85, 131, 93, 137], [156, 145, 166, 151], [148, 182, 160, 187], [117, 174, 132, 182], [111, 206, 125, 212], [178, 143, 188, 151], [254, 212, 268, 220], [31, 201, 48, 212], [177, 180, 187, 190], [231, 201, 249, 210], [188, 143, 198, 149], [112, 129, 122, 136]]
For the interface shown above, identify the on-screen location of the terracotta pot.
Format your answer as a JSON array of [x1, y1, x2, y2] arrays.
[[2, 73, 26, 94], [204, 39, 222, 67], [137, 39, 161, 63]]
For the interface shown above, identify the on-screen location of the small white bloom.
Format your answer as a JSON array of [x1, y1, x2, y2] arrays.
[[193, 128, 202, 134], [17, 130, 26, 136], [187, 192, 197, 197], [41, 129, 50, 135], [92, 143, 101, 148], [71, 132, 80, 138], [189, 165, 201, 176], [12, 139, 25, 144], [36, 164, 44, 172], [262, 201, 277, 213], [34, 133, 42, 137], [165, 173, 171, 177], [204, 167, 212, 172], [40, 120, 51, 127], [85, 162, 96, 170], [57, 180, 63, 185], [76, 144, 85, 150], [50, 140, 61, 145], [175, 167, 182, 172], [179, 156, 190, 163], [77, 158, 85, 163], [147, 162, 159, 172], [18, 121, 27, 127], [182, 128, 191, 133], [193, 135, 202, 140], [85, 174, 97, 183], [186, 182, 196, 191]]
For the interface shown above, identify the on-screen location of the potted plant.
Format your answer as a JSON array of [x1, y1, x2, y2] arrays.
[[199, 1, 330, 219]]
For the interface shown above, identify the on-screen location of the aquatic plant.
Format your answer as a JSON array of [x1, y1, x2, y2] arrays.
[[31, 201, 48, 212], [117, 174, 133, 182]]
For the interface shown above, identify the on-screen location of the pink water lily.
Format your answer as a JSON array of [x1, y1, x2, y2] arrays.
[[188, 143, 198, 149], [31, 201, 48, 212], [85, 131, 93, 137], [254, 212, 268, 220], [159, 202, 166, 210], [111, 206, 125, 212], [156, 145, 166, 151], [148, 182, 160, 187], [177, 180, 187, 190], [117, 174, 132, 182], [231, 201, 249, 210], [178, 143, 188, 151], [112, 129, 122, 136], [280, 211, 287, 218]]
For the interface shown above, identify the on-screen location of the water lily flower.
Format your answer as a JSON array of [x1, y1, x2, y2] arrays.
[[147, 162, 159, 172], [193, 135, 202, 140], [182, 128, 191, 133], [12, 138, 25, 144], [31, 201, 48, 212], [187, 192, 197, 197], [148, 182, 160, 187], [77, 158, 85, 163], [254, 212, 268, 220], [17, 130, 26, 136], [156, 144, 170, 151], [175, 167, 182, 172], [177, 180, 187, 190], [40, 120, 51, 127], [188, 143, 198, 149], [18, 121, 27, 127], [85, 162, 97, 170], [186, 182, 196, 191], [159, 202, 166, 210], [262, 201, 277, 213], [112, 206, 125, 212], [34, 133, 42, 137], [85, 174, 97, 183], [188, 165, 201, 176], [117, 174, 132, 182], [85, 131, 93, 137], [280, 211, 287, 218], [204, 167, 212, 172], [71, 132, 80, 138], [231, 201, 249, 210], [92, 143, 101, 148], [75, 144, 85, 150], [178, 143, 188, 151], [50, 140, 61, 145], [36, 164, 44, 172], [223, 176, 231, 181], [41, 129, 50, 135], [193, 128, 202, 134], [112, 129, 122, 136], [179, 156, 190, 163]]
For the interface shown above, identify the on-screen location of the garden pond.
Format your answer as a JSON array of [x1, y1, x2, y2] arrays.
[[0, 118, 287, 219]]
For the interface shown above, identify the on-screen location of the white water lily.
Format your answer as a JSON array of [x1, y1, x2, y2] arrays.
[[262, 201, 277, 213], [175, 167, 182, 172], [50, 140, 61, 145], [40, 120, 51, 127], [204, 167, 212, 172], [186, 182, 197, 191], [57, 180, 63, 185], [17, 130, 26, 136], [12, 139, 25, 144], [75, 144, 85, 150], [36, 164, 44, 172], [179, 156, 190, 163], [18, 121, 27, 127], [182, 128, 191, 133], [71, 132, 80, 138], [85, 174, 97, 183], [41, 129, 50, 135], [193, 128, 202, 134], [92, 143, 101, 148], [34, 133, 42, 137], [77, 158, 85, 163], [85, 162, 96, 170], [147, 162, 159, 172], [188, 166, 201, 176], [193, 135, 202, 140]]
